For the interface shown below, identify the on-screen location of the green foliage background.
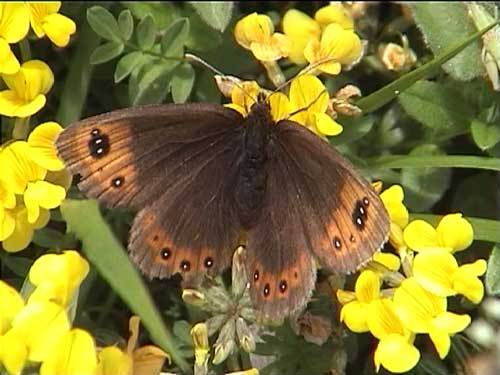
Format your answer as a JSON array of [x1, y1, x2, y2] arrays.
[[1, 2, 499, 375]]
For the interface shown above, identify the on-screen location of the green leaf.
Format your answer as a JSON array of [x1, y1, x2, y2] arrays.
[[171, 63, 195, 103], [87, 6, 122, 42], [56, 19, 101, 125], [136, 15, 156, 50], [32, 227, 76, 249], [188, 2, 234, 32], [114, 51, 145, 83], [401, 144, 451, 211], [366, 154, 500, 172], [161, 18, 190, 57], [129, 60, 174, 105], [471, 119, 500, 151], [60, 199, 190, 373], [90, 41, 124, 65], [185, 7, 223, 52], [410, 3, 483, 81], [486, 245, 500, 294], [124, 2, 180, 29], [398, 80, 471, 131], [356, 21, 499, 113], [0, 252, 33, 278], [117, 9, 134, 41]]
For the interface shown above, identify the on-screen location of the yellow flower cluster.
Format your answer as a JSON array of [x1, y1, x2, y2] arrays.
[[225, 74, 343, 137], [337, 185, 486, 373], [0, 251, 168, 375], [0, 2, 76, 252], [234, 4, 362, 76], [0, 122, 70, 252]]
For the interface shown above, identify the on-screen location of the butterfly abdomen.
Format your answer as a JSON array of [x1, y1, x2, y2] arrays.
[[234, 103, 274, 228]]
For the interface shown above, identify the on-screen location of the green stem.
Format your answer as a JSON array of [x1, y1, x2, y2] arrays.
[[19, 39, 31, 62], [410, 214, 500, 243], [12, 117, 30, 140], [366, 155, 500, 172]]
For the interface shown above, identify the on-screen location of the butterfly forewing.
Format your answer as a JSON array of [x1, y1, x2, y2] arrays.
[[56, 103, 245, 283]]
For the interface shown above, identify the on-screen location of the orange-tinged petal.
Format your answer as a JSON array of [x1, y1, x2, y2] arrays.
[[355, 270, 380, 303], [282, 9, 321, 64], [27, 122, 65, 171], [11, 301, 70, 362], [413, 249, 457, 297], [436, 214, 473, 252], [39, 329, 97, 375], [41, 13, 75, 47], [374, 334, 420, 373], [314, 4, 354, 30], [230, 81, 260, 115], [96, 346, 132, 375], [133, 345, 169, 375], [403, 219, 439, 252], [0, 38, 21, 75], [0, 3, 30, 43]]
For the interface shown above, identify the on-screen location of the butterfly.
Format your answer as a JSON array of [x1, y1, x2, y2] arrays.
[[55, 94, 389, 320]]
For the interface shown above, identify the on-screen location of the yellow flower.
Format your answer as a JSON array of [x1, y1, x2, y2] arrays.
[[282, 9, 321, 65], [393, 278, 471, 359], [314, 3, 354, 30], [0, 181, 16, 241], [0, 329, 27, 375], [11, 301, 70, 362], [380, 185, 409, 252], [28, 2, 76, 47], [338, 270, 381, 332], [28, 250, 90, 307], [304, 23, 362, 75], [0, 3, 30, 74], [2, 205, 50, 252], [403, 213, 474, 253], [24, 180, 65, 224], [224, 81, 261, 116], [0, 281, 24, 335], [371, 251, 401, 272], [413, 248, 487, 303], [191, 323, 209, 367], [368, 299, 420, 373], [0, 60, 54, 118], [27, 122, 65, 171], [96, 316, 168, 375], [289, 75, 343, 136], [40, 329, 97, 375], [234, 13, 290, 62]]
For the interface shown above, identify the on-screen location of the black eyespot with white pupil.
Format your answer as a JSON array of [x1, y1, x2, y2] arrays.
[[279, 280, 287, 293], [333, 236, 342, 250], [353, 199, 368, 230], [253, 270, 259, 282], [180, 260, 191, 272], [263, 283, 270, 297], [89, 129, 110, 158], [160, 247, 171, 260], [111, 176, 124, 188], [204, 257, 213, 268]]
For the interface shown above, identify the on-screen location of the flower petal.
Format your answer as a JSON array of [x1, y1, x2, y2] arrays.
[[433, 311, 471, 334], [372, 251, 401, 271], [1, 207, 35, 252], [27, 121, 65, 170], [24, 181, 65, 223], [436, 213, 473, 252], [314, 4, 354, 30], [0, 38, 21, 75], [11, 301, 70, 362], [428, 326, 450, 359], [40, 329, 97, 375], [403, 219, 439, 252], [367, 299, 406, 339], [313, 112, 343, 136], [289, 74, 329, 116], [355, 270, 380, 303], [0, 280, 25, 334], [0, 3, 30, 43], [0, 329, 28, 375], [374, 334, 420, 373], [413, 248, 457, 297], [453, 260, 487, 303], [29, 3, 62, 37], [96, 346, 132, 375], [340, 301, 369, 332], [380, 185, 409, 229], [0, 207, 16, 241], [282, 9, 320, 64], [41, 13, 76, 47], [268, 92, 290, 122]]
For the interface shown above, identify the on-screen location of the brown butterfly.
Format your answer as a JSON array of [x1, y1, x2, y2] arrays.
[[56, 96, 389, 319]]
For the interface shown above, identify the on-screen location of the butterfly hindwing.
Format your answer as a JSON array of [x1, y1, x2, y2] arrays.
[[57, 103, 245, 284], [246, 119, 389, 319]]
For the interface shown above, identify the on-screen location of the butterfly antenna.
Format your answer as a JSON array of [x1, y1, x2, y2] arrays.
[[185, 53, 258, 105], [286, 89, 328, 119]]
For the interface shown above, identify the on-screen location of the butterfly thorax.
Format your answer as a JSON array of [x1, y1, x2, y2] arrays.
[[235, 102, 274, 229]]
